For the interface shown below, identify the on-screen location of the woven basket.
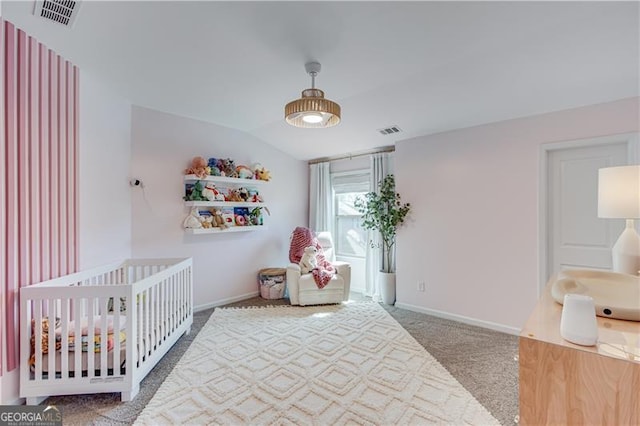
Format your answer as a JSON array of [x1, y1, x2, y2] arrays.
[[258, 268, 286, 299]]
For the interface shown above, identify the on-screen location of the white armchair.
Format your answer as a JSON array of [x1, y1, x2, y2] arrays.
[[287, 232, 351, 306]]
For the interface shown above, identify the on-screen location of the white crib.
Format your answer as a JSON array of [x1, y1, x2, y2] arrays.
[[20, 258, 193, 405]]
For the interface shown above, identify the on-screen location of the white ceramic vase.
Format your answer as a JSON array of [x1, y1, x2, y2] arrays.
[[379, 271, 396, 305]]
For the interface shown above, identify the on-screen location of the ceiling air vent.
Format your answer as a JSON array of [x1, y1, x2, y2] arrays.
[[377, 125, 402, 136], [34, 0, 81, 27]]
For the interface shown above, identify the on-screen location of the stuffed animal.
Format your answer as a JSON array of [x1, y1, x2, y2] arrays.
[[201, 215, 214, 228], [211, 209, 227, 229], [208, 158, 222, 176], [236, 165, 254, 179], [185, 156, 211, 179], [219, 158, 238, 178], [184, 181, 206, 201], [299, 246, 318, 274], [202, 182, 225, 201], [248, 188, 263, 203], [226, 188, 244, 202], [254, 166, 271, 181], [238, 187, 249, 201], [183, 207, 203, 229], [249, 207, 266, 225]]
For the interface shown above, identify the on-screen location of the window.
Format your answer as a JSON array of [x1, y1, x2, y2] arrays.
[[332, 172, 369, 258]]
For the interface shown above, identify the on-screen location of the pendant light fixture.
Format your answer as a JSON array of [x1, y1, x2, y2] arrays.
[[285, 62, 341, 128]]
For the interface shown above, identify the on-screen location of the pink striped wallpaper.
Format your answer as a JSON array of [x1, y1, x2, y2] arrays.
[[1, 19, 79, 375]]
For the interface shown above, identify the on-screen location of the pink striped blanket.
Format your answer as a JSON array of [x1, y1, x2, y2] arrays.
[[289, 227, 335, 289]]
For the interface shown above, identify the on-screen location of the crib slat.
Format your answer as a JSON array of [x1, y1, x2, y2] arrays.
[[34, 301, 43, 380], [47, 298, 56, 378], [162, 276, 168, 340], [87, 298, 94, 377], [168, 275, 173, 334], [137, 289, 143, 364], [179, 269, 184, 323], [113, 300, 121, 377], [150, 285, 156, 351], [176, 272, 181, 324], [182, 269, 187, 321], [144, 288, 149, 357], [60, 298, 69, 378], [173, 274, 177, 332], [73, 297, 81, 379], [100, 297, 108, 378], [179, 271, 184, 323]]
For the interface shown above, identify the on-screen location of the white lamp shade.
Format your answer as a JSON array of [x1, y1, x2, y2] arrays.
[[598, 165, 640, 219]]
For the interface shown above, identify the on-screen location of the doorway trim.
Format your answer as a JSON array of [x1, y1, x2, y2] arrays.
[[538, 132, 639, 296]]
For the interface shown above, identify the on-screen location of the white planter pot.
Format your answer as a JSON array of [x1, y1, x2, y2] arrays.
[[379, 272, 396, 305]]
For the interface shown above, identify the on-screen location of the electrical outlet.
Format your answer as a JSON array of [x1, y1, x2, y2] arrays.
[[417, 281, 425, 292]]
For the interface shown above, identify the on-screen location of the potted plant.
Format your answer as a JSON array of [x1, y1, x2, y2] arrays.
[[354, 174, 411, 304]]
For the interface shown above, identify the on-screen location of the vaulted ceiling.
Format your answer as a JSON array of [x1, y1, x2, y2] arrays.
[[3, 1, 639, 160]]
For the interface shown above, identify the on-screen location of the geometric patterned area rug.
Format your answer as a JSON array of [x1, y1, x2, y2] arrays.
[[135, 302, 499, 425]]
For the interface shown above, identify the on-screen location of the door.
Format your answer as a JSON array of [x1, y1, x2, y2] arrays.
[[547, 142, 629, 279]]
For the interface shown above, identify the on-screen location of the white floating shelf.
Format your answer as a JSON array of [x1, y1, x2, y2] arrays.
[[184, 174, 269, 185], [185, 226, 267, 234], [184, 201, 268, 208]]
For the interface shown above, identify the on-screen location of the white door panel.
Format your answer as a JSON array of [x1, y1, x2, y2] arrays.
[[548, 143, 628, 276]]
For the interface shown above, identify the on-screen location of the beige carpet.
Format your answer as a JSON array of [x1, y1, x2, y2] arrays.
[[135, 302, 499, 425]]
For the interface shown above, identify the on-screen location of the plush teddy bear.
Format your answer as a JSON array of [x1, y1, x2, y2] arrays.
[[299, 246, 318, 274], [201, 215, 214, 228], [226, 188, 244, 202], [211, 209, 227, 229], [218, 158, 238, 178], [202, 182, 225, 201], [185, 156, 211, 179]]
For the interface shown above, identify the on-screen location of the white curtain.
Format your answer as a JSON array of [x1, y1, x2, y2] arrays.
[[309, 162, 334, 235], [365, 152, 391, 300]]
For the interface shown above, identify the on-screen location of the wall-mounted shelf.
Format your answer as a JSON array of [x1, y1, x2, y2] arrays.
[[184, 174, 269, 185], [183, 170, 270, 234], [185, 226, 267, 234], [185, 201, 267, 208]]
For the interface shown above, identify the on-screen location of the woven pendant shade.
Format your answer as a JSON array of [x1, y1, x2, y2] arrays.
[[285, 62, 341, 128]]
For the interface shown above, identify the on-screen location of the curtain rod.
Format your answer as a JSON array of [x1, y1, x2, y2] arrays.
[[308, 146, 395, 165]]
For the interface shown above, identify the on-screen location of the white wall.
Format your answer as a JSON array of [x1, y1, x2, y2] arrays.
[[131, 106, 308, 309], [395, 97, 640, 332], [79, 73, 132, 268]]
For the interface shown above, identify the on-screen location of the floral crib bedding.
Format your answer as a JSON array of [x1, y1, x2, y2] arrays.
[[29, 316, 127, 368]]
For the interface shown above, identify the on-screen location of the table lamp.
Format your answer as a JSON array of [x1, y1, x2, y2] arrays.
[[598, 165, 640, 275]]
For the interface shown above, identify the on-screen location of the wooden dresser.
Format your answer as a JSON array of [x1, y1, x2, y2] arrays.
[[519, 278, 640, 425]]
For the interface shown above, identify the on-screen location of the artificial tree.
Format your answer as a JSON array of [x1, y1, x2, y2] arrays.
[[355, 174, 411, 273]]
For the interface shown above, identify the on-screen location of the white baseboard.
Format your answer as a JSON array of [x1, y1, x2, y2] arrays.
[[0, 368, 22, 405], [394, 302, 521, 336], [194, 291, 260, 312], [3, 397, 25, 405]]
